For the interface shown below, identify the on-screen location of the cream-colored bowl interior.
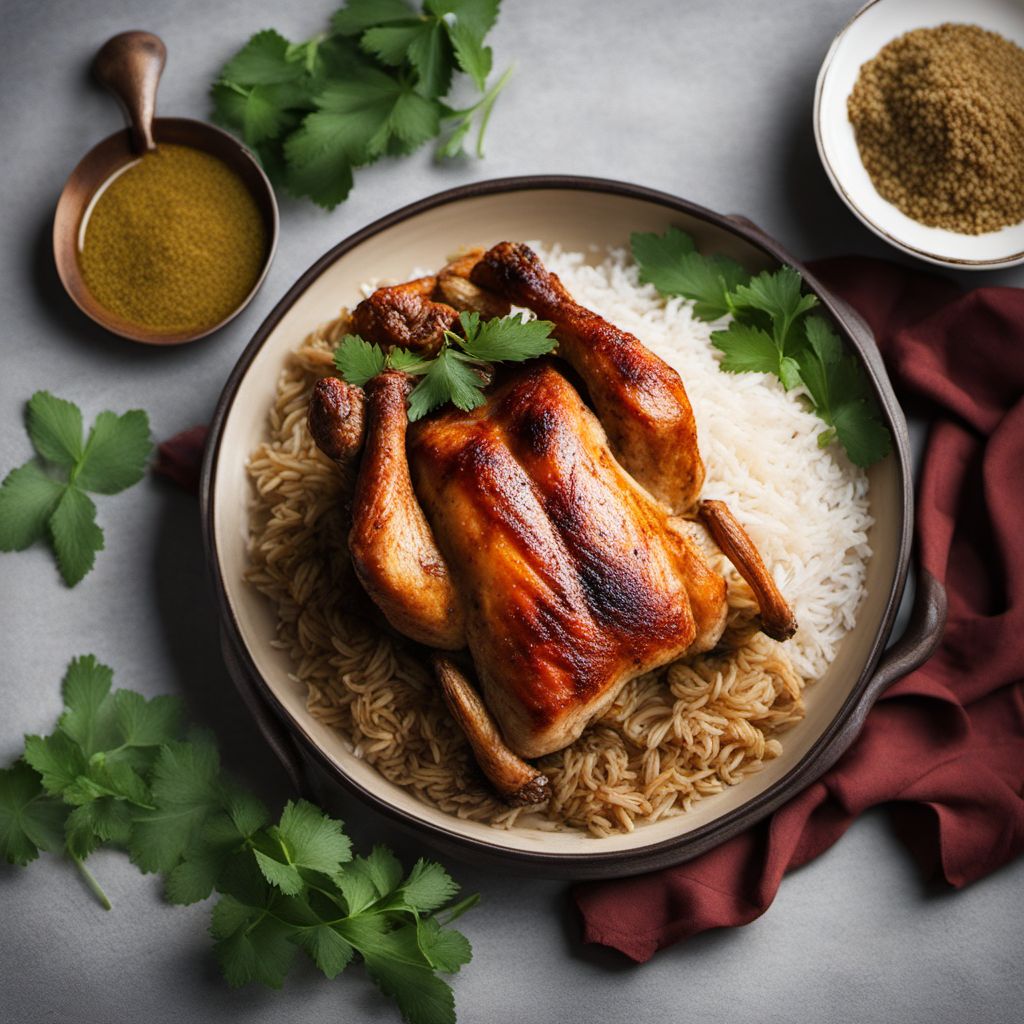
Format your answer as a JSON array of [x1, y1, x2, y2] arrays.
[[211, 188, 902, 858]]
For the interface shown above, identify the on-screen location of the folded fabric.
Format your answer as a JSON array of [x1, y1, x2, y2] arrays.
[[574, 257, 1024, 962]]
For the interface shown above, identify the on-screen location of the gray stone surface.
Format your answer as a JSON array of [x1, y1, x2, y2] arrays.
[[1, 1, 1021, 1022]]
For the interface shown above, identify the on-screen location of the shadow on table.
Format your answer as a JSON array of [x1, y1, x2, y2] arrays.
[[148, 477, 291, 804]]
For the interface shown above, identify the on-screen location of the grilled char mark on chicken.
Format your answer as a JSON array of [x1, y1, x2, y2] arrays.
[[698, 500, 797, 641], [433, 655, 550, 806], [470, 241, 706, 514], [408, 362, 725, 759], [338, 371, 466, 650]]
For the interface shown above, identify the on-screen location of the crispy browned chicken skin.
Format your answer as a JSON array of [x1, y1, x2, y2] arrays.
[[308, 242, 796, 799]]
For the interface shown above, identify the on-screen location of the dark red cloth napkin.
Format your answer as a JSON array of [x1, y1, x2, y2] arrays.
[[575, 257, 1024, 962], [158, 258, 1024, 964]]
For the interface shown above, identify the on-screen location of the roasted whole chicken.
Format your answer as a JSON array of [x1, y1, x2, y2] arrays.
[[309, 242, 796, 805]]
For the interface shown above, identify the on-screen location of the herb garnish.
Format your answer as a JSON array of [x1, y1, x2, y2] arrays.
[[334, 310, 557, 420], [0, 393, 152, 585], [212, 1, 511, 210], [0, 655, 477, 1024], [631, 228, 892, 468]]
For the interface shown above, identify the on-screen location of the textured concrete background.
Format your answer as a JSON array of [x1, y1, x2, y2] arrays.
[[1, 1, 1021, 1022]]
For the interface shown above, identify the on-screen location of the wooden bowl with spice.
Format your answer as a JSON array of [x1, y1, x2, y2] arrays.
[[814, 0, 1024, 269], [53, 31, 278, 345]]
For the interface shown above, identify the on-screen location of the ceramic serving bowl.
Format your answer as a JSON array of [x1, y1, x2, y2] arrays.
[[814, 0, 1024, 269], [201, 176, 945, 879]]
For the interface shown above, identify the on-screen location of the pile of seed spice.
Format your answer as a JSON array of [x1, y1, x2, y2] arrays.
[[847, 23, 1024, 235], [79, 144, 267, 335]]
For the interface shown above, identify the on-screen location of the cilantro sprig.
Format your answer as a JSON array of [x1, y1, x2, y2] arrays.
[[0, 392, 152, 585], [631, 228, 892, 467], [212, 1, 511, 210], [1, 655, 477, 1024], [333, 309, 557, 421]]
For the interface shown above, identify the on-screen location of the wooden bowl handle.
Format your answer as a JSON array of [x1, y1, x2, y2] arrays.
[[92, 30, 166, 153]]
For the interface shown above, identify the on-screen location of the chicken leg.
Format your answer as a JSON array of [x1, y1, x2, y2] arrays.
[[471, 241, 706, 514], [698, 500, 797, 641], [433, 655, 550, 806], [310, 372, 466, 650]]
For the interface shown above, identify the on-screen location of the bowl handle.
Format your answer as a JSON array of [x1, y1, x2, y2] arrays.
[[862, 565, 946, 704]]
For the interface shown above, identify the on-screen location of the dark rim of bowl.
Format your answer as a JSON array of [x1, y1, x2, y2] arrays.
[[200, 175, 914, 877]]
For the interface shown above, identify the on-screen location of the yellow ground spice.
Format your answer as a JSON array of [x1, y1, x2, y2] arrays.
[[79, 144, 267, 334], [847, 23, 1024, 234]]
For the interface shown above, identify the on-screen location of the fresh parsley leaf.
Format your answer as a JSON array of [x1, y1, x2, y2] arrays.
[[0, 394, 152, 584], [215, 2, 507, 209], [254, 798, 352, 897], [284, 66, 440, 208], [712, 321, 793, 377], [364, 844, 404, 896], [361, 22, 429, 66], [416, 916, 472, 973], [26, 391, 84, 467], [387, 348, 432, 375], [830, 400, 891, 467], [219, 29, 305, 86], [0, 463, 65, 551], [444, 18, 492, 92], [73, 405, 151, 493], [430, 0, 500, 37], [631, 227, 694, 280], [337, 856, 386, 915], [790, 316, 892, 467], [631, 229, 749, 319], [23, 732, 87, 796], [3, 656, 479, 1023], [271, 800, 353, 877], [458, 310, 556, 362], [389, 858, 460, 913], [0, 762, 67, 866], [407, 347, 487, 421], [112, 690, 183, 749], [65, 798, 133, 858], [335, 311, 555, 423], [732, 266, 818, 352], [213, 898, 298, 989], [334, 335, 388, 386], [129, 736, 222, 874], [332, 0, 418, 36], [362, 20, 455, 99], [59, 654, 118, 756], [633, 228, 892, 467], [355, 922, 457, 1024], [285, 145, 355, 210], [292, 921, 355, 979], [48, 486, 103, 587], [65, 802, 102, 859]]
